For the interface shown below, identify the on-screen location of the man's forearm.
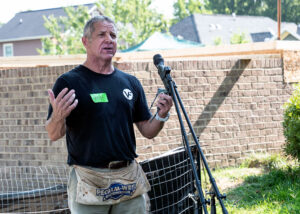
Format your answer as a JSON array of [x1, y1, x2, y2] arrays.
[[45, 117, 66, 141], [136, 118, 165, 139]]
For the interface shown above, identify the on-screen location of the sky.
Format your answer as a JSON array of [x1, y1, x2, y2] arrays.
[[0, 0, 176, 24]]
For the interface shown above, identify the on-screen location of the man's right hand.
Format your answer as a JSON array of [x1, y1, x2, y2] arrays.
[[46, 88, 78, 141], [48, 88, 78, 122]]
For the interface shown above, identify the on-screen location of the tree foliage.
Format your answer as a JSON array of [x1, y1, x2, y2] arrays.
[[97, 0, 168, 50], [39, 0, 168, 55], [205, 0, 266, 16], [204, 0, 300, 24], [38, 5, 90, 55], [173, 0, 210, 23], [230, 31, 250, 44], [262, 0, 300, 24], [213, 36, 223, 46], [283, 83, 300, 162]]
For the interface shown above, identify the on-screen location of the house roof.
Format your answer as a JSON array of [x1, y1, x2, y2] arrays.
[[281, 30, 300, 41], [0, 4, 95, 42], [170, 14, 299, 45], [121, 32, 203, 52]]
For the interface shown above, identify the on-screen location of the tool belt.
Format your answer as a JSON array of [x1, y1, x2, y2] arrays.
[[73, 160, 151, 205]]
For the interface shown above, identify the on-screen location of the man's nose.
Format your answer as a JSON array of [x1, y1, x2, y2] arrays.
[[104, 33, 113, 42]]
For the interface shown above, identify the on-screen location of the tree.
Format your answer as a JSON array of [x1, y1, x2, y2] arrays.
[[173, 0, 189, 22], [39, 0, 169, 55], [263, 0, 300, 24], [173, 0, 210, 23], [205, 0, 266, 16], [205, 0, 300, 24], [96, 0, 169, 50], [230, 31, 250, 44], [213, 36, 223, 46], [38, 5, 91, 55]]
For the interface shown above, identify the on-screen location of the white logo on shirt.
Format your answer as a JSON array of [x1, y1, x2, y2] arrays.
[[123, 89, 133, 100]]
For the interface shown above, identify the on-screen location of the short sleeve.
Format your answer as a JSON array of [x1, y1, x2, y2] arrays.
[[132, 77, 152, 122]]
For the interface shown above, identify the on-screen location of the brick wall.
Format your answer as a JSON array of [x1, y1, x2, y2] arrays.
[[0, 54, 294, 167]]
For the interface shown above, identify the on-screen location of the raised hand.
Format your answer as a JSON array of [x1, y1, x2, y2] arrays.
[[48, 88, 78, 122]]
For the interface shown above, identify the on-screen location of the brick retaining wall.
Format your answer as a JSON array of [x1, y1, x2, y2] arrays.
[[0, 54, 295, 167]]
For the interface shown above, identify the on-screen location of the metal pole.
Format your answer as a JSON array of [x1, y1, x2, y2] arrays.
[[277, 0, 281, 40]]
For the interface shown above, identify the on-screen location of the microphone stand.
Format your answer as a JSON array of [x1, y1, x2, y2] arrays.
[[157, 64, 228, 214]]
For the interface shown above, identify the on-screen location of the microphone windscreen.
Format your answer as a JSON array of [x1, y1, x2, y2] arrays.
[[153, 54, 164, 66]]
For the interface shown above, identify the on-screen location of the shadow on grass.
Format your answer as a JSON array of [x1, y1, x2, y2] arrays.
[[224, 166, 300, 213]]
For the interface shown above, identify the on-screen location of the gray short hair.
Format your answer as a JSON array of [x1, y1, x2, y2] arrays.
[[83, 16, 116, 39]]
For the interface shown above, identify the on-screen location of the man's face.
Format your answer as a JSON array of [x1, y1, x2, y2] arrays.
[[83, 21, 117, 61]]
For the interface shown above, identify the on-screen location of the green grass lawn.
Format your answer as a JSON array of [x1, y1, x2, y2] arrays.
[[200, 154, 300, 214]]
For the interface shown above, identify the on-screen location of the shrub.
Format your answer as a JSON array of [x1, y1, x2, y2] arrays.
[[283, 83, 300, 162]]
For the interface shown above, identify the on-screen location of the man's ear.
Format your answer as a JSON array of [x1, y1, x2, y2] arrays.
[[82, 36, 88, 47]]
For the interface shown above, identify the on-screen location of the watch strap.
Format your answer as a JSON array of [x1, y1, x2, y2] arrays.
[[155, 112, 170, 122]]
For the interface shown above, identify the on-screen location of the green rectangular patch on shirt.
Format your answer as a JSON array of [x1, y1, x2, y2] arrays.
[[90, 93, 109, 103]]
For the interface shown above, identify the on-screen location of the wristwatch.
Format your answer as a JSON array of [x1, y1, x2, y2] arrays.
[[155, 112, 170, 122]]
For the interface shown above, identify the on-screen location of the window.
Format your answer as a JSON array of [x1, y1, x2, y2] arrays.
[[3, 43, 13, 57]]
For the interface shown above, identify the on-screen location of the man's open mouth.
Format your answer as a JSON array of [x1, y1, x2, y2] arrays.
[[103, 47, 113, 51]]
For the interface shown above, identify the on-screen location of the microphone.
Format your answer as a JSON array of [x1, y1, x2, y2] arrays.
[[153, 54, 164, 69], [150, 54, 170, 122], [153, 54, 171, 95]]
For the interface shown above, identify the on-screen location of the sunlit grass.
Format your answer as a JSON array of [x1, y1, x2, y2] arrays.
[[199, 153, 300, 213]]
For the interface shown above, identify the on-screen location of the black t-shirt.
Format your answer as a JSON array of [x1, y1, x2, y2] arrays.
[[47, 65, 152, 167]]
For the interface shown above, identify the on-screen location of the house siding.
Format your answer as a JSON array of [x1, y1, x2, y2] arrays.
[[0, 39, 42, 57]]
